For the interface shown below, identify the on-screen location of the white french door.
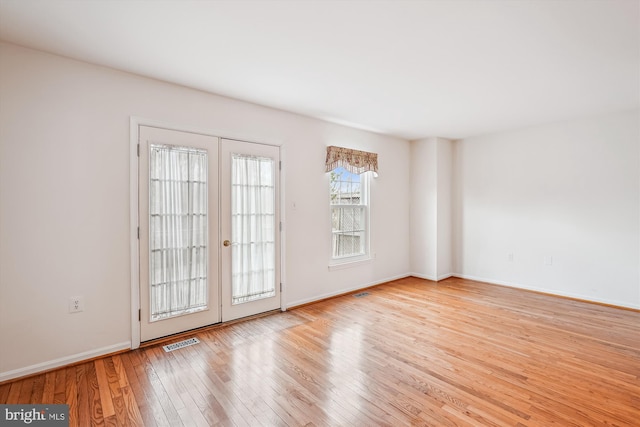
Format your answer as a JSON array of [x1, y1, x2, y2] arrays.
[[138, 126, 280, 342], [220, 139, 281, 322], [139, 126, 220, 342]]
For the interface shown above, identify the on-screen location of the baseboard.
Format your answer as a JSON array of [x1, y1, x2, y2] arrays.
[[285, 273, 411, 309], [408, 272, 454, 282], [0, 341, 131, 383], [452, 274, 640, 311], [409, 272, 436, 281]]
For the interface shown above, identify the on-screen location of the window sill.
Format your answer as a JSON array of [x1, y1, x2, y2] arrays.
[[328, 256, 373, 271]]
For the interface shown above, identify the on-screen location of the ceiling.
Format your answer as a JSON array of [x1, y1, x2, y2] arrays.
[[0, 0, 638, 140]]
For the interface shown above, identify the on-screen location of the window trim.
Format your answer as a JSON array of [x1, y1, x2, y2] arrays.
[[328, 256, 373, 271], [328, 169, 371, 268]]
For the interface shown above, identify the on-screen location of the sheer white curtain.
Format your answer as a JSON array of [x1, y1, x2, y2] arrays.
[[231, 154, 276, 304], [149, 145, 208, 320]]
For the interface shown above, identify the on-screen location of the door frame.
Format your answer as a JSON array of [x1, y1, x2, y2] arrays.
[[129, 117, 287, 349]]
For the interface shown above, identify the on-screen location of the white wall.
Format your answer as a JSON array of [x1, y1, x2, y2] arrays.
[[436, 138, 453, 278], [2, 40, 637, 381], [409, 137, 453, 280], [0, 42, 411, 379], [453, 110, 640, 309], [409, 138, 437, 279]]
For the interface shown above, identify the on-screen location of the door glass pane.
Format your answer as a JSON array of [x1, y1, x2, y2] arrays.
[[149, 144, 208, 321], [231, 154, 276, 305]]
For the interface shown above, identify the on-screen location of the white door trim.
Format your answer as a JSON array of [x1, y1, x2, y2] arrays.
[[129, 117, 286, 349], [129, 118, 141, 349]]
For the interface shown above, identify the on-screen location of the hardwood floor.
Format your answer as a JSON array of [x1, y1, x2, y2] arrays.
[[2, 276, 639, 426]]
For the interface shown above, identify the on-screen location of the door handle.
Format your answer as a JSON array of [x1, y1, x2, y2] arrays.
[[223, 240, 231, 247]]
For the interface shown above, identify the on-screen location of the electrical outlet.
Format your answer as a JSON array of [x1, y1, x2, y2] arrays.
[[507, 253, 514, 262], [69, 296, 84, 313], [544, 256, 553, 266]]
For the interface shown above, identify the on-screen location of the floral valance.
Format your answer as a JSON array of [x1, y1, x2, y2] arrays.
[[325, 146, 378, 176]]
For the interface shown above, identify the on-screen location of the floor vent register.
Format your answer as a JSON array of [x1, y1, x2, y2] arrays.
[[163, 337, 200, 352], [353, 292, 370, 298]]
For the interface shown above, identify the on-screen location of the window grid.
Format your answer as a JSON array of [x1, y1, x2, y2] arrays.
[[330, 167, 369, 260]]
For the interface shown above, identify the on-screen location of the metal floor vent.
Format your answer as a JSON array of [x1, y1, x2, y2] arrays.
[[353, 292, 370, 298], [163, 337, 200, 352]]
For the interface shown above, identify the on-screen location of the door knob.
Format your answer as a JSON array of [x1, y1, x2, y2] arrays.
[[223, 240, 231, 247]]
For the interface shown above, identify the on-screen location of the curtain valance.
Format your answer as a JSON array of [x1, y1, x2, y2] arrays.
[[325, 146, 378, 176]]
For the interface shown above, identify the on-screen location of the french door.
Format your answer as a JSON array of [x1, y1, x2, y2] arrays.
[[220, 139, 281, 322], [138, 126, 280, 342]]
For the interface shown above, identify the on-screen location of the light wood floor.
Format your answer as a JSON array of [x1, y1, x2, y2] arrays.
[[2, 276, 639, 426]]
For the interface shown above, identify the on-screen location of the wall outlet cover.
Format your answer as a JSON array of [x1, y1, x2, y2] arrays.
[[69, 296, 84, 313]]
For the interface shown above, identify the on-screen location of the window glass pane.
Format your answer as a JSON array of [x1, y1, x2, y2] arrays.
[[330, 167, 362, 206], [330, 167, 368, 259]]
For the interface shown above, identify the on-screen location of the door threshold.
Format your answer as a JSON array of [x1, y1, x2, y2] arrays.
[[139, 309, 281, 348]]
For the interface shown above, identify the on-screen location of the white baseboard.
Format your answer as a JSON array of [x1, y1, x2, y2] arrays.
[[285, 273, 411, 308], [0, 341, 131, 383], [5, 274, 632, 383], [408, 272, 454, 282], [409, 272, 436, 281], [452, 274, 640, 310]]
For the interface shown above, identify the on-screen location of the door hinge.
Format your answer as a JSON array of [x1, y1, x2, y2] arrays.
[[137, 143, 140, 157], [137, 227, 140, 239], [279, 222, 282, 232], [138, 309, 141, 322], [279, 160, 282, 170], [280, 283, 283, 292]]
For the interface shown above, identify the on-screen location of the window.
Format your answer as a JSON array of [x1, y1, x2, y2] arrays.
[[325, 145, 377, 265], [329, 167, 369, 260]]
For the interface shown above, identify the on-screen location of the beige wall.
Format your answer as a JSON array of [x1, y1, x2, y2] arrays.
[[0, 42, 411, 379], [409, 137, 453, 280], [2, 40, 638, 381], [453, 110, 640, 308]]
